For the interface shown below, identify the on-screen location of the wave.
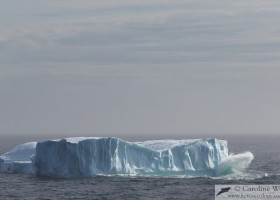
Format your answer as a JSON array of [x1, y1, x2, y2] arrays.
[[216, 151, 254, 176]]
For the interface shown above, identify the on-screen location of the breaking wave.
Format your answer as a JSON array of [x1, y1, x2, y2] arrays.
[[216, 151, 254, 176]]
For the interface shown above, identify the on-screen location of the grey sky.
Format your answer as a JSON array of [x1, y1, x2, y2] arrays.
[[1, 0, 280, 137]]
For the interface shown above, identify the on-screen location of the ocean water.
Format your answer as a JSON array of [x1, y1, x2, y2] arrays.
[[0, 135, 280, 200]]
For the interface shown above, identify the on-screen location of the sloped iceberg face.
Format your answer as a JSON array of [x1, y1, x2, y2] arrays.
[[0, 137, 253, 178], [0, 142, 36, 174]]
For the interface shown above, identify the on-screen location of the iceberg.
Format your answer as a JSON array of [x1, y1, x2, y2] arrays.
[[0, 142, 36, 174], [0, 137, 253, 178]]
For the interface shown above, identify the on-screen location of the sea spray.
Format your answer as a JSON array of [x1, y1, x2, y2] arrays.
[[216, 151, 254, 176]]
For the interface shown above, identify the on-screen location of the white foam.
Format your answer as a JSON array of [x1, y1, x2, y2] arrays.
[[216, 151, 254, 176]]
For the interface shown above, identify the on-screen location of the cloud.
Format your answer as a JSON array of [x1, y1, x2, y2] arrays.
[[2, 0, 280, 135], [1, 2, 280, 79]]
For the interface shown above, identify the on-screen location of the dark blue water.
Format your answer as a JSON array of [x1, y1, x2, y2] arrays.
[[0, 135, 280, 200]]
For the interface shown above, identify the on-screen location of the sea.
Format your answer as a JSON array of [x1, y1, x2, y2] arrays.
[[0, 134, 279, 200]]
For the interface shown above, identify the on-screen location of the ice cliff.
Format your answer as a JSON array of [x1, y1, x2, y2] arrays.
[[0, 137, 253, 178]]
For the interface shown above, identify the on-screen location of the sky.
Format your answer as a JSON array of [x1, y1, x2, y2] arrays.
[[1, 0, 280, 138]]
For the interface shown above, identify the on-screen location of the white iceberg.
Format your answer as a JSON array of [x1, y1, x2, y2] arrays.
[[0, 142, 36, 174], [0, 137, 253, 178]]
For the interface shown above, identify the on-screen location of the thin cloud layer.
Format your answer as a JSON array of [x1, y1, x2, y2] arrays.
[[1, 0, 280, 136]]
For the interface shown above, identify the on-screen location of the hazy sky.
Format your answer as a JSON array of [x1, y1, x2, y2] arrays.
[[1, 0, 280, 137]]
